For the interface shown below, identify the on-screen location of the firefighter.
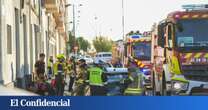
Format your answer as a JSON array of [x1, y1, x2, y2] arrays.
[[73, 59, 88, 96], [66, 57, 75, 92], [87, 61, 107, 96], [53, 54, 66, 96], [124, 68, 143, 95]]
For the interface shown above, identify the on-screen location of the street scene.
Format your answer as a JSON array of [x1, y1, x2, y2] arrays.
[[0, 0, 208, 96]]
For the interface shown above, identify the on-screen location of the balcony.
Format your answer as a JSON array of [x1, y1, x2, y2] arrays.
[[53, 1, 65, 21], [45, 0, 59, 13], [56, 21, 65, 34]]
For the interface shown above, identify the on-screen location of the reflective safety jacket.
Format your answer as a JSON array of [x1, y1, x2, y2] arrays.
[[53, 61, 66, 75], [47, 60, 53, 68], [88, 67, 103, 86]]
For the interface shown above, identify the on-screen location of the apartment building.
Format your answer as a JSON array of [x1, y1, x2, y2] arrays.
[[0, 0, 68, 89]]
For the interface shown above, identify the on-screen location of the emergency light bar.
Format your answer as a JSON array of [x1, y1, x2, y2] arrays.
[[182, 4, 208, 11], [131, 35, 142, 39]]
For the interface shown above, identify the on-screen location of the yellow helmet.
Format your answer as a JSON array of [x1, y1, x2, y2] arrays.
[[56, 54, 65, 59]]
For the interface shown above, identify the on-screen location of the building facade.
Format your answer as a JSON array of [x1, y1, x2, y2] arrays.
[[0, 0, 68, 89]]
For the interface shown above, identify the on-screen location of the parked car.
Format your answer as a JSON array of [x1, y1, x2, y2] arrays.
[[94, 52, 112, 63], [83, 55, 94, 64]]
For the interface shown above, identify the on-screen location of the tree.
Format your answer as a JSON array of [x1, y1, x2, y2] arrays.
[[93, 36, 113, 52], [76, 37, 90, 52], [68, 32, 76, 52], [68, 32, 90, 53], [126, 30, 142, 36]]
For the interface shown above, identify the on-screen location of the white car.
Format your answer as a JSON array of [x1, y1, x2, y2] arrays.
[[94, 52, 112, 63], [83, 55, 94, 64]]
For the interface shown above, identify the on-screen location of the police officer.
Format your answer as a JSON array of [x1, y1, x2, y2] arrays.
[[87, 61, 107, 96], [53, 54, 66, 96]]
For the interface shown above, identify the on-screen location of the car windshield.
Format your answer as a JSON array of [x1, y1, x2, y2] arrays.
[[133, 42, 151, 60], [103, 54, 112, 57], [176, 19, 208, 49]]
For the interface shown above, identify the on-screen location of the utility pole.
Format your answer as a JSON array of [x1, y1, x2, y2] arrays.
[[0, 0, 2, 84], [121, 0, 125, 67], [72, 4, 76, 39]]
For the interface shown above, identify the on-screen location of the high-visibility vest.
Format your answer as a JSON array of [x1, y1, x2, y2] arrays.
[[53, 62, 65, 75], [124, 88, 142, 95], [89, 67, 103, 86], [47, 60, 53, 68]]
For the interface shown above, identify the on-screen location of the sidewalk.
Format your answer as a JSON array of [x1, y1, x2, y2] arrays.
[[47, 75, 72, 96], [0, 85, 37, 96]]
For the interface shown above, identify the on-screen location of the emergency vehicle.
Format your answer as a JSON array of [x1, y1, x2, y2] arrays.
[[125, 35, 152, 88], [151, 4, 208, 95]]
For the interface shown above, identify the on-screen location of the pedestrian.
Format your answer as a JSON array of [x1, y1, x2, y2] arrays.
[[53, 54, 66, 96], [34, 53, 46, 82], [47, 56, 54, 79], [34, 53, 46, 95], [87, 61, 107, 96]]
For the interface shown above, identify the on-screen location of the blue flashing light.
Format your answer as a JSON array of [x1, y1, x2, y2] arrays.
[[140, 68, 151, 75], [131, 35, 142, 39]]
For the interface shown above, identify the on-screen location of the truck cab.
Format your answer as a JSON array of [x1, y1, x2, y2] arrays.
[[152, 4, 208, 95], [125, 35, 152, 88]]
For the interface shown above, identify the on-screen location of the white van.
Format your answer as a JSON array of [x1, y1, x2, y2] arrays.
[[94, 52, 112, 63]]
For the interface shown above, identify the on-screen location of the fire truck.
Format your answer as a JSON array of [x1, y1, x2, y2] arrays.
[[125, 35, 152, 87], [151, 4, 208, 95]]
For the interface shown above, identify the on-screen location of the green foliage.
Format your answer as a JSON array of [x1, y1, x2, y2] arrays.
[[68, 32, 90, 52], [76, 37, 90, 52], [68, 32, 76, 52], [126, 30, 141, 36], [93, 36, 113, 52]]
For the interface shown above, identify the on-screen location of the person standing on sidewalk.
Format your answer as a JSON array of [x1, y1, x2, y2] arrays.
[[34, 53, 46, 81], [47, 56, 54, 79], [67, 57, 75, 92], [53, 54, 66, 96], [34, 53, 46, 95]]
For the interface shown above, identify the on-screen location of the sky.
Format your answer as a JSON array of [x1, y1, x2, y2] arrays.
[[68, 0, 208, 42]]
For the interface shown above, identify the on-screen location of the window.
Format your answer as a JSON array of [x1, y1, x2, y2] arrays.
[[7, 25, 12, 54], [133, 43, 151, 60], [102, 54, 112, 57], [167, 25, 173, 48], [176, 19, 208, 48], [168, 25, 172, 40]]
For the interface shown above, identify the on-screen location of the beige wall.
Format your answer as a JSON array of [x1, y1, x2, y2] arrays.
[[0, 0, 68, 87]]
